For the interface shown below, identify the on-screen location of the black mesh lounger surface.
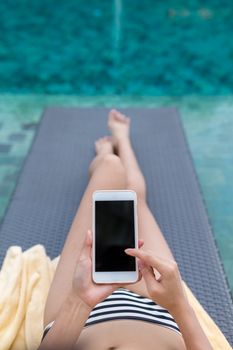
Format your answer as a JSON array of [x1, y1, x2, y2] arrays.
[[0, 107, 232, 344]]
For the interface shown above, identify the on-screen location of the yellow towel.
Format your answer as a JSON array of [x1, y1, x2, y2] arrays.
[[0, 245, 232, 350]]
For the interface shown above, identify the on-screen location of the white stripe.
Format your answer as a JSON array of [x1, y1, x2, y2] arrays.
[[113, 289, 154, 302], [104, 293, 164, 307], [116, 289, 157, 301], [44, 320, 54, 332]]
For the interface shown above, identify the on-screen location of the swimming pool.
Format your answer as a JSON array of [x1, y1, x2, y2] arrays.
[[0, 0, 232, 94], [0, 1, 232, 292]]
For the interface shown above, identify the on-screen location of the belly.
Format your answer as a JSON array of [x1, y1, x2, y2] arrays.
[[76, 319, 185, 350]]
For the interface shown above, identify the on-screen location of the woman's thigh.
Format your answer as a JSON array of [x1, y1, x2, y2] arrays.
[[44, 155, 126, 326], [123, 198, 174, 297]]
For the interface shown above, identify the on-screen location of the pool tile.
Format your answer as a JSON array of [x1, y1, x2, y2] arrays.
[[0, 144, 11, 153], [8, 133, 26, 142], [4, 171, 19, 182], [21, 122, 39, 130], [0, 183, 14, 197], [0, 156, 24, 166]]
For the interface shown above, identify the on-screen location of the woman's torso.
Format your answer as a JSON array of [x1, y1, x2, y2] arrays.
[[78, 288, 185, 350], [76, 319, 185, 350]]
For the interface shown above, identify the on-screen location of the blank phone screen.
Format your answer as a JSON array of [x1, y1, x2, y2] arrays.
[[95, 200, 136, 272]]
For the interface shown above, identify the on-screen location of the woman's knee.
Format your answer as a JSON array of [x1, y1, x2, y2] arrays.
[[101, 154, 126, 182], [100, 155, 147, 200]]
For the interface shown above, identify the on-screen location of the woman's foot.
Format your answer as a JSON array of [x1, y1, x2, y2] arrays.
[[95, 136, 113, 156], [108, 109, 130, 148], [89, 136, 114, 176]]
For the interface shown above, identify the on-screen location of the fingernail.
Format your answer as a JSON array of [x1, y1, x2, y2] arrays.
[[125, 248, 132, 253]]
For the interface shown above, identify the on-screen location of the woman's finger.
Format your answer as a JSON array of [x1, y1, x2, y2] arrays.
[[138, 260, 161, 295], [125, 248, 168, 275]]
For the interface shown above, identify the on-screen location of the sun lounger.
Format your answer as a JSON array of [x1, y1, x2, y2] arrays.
[[0, 107, 232, 344]]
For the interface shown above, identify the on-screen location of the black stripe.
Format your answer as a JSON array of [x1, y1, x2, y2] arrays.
[[87, 308, 176, 323], [41, 326, 52, 342], [85, 316, 180, 333], [103, 296, 157, 306]]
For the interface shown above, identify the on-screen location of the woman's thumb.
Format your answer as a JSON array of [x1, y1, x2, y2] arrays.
[[86, 229, 92, 245], [82, 230, 92, 258]]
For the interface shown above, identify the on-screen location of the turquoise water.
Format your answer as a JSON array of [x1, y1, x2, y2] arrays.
[[0, 1, 233, 94], [0, 1, 232, 292]]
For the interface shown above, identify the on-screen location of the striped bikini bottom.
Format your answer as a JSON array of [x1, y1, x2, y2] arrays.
[[42, 288, 181, 341]]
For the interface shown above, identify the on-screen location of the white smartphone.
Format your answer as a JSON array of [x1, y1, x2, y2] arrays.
[[92, 190, 139, 284]]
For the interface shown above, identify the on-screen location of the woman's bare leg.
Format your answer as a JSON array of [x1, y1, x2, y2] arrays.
[[44, 110, 176, 326], [44, 138, 126, 326], [108, 109, 174, 297]]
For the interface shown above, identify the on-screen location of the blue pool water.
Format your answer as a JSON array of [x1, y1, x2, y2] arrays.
[[0, 1, 232, 292], [0, 0, 233, 94]]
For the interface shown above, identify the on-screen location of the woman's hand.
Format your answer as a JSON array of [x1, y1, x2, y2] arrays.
[[125, 248, 188, 313], [73, 230, 143, 310], [125, 249, 213, 350]]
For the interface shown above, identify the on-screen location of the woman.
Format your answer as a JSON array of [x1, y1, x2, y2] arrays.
[[39, 109, 212, 350]]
